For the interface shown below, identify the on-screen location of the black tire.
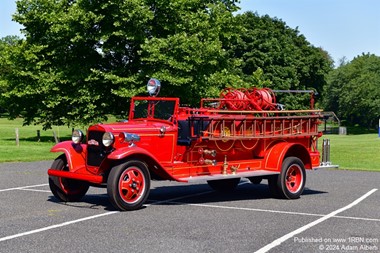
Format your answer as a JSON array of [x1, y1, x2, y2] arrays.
[[248, 177, 263, 184], [48, 154, 89, 202], [207, 178, 240, 192], [268, 157, 306, 199], [107, 160, 150, 211]]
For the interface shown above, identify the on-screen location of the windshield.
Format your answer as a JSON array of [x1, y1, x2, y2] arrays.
[[131, 98, 178, 121]]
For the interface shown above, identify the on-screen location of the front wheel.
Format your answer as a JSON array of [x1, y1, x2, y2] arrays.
[[268, 157, 306, 199], [107, 160, 151, 211], [49, 154, 89, 202]]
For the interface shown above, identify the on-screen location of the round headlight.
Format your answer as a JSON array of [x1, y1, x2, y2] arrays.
[[72, 130, 84, 144], [102, 132, 114, 147]]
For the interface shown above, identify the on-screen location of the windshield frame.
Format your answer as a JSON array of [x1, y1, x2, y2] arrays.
[[129, 97, 180, 123]]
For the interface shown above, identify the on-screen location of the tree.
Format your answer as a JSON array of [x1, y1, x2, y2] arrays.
[[0, 35, 23, 113], [323, 53, 380, 129], [141, 0, 243, 104], [1, 0, 240, 129], [232, 12, 333, 108]]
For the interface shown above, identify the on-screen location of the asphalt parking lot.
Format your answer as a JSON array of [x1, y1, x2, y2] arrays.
[[0, 161, 379, 253]]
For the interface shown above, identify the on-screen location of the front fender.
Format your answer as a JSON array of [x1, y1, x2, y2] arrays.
[[107, 146, 176, 181], [50, 141, 87, 172], [264, 142, 312, 171]]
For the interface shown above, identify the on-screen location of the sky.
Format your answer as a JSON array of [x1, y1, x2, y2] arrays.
[[1, 0, 379, 65]]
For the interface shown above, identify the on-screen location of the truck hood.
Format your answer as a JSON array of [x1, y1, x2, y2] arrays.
[[88, 119, 175, 134]]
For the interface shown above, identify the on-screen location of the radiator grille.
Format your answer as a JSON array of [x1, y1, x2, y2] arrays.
[[86, 130, 105, 167]]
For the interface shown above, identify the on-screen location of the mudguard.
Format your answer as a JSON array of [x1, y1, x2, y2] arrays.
[[50, 141, 87, 172], [264, 142, 312, 171], [107, 146, 176, 181]]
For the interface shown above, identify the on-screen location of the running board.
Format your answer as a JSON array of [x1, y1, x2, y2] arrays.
[[179, 170, 280, 183]]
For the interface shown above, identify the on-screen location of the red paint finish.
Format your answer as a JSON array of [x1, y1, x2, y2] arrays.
[[48, 169, 103, 184], [48, 85, 324, 210]]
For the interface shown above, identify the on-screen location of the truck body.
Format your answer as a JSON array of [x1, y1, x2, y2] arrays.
[[48, 79, 328, 211]]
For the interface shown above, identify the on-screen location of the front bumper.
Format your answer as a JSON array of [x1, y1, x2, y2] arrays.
[[48, 169, 104, 184]]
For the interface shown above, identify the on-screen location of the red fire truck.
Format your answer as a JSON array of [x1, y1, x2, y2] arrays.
[[48, 79, 331, 211]]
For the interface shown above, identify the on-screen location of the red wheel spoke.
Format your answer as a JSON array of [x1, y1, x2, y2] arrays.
[[126, 170, 138, 182], [133, 172, 144, 185], [124, 188, 135, 200], [286, 165, 302, 193], [120, 180, 130, 191], [118, 167, 146, 203]]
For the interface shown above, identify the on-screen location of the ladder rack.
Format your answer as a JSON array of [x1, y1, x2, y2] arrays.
[[188, 110, 322, 141]]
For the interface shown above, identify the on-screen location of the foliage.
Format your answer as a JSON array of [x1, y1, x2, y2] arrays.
[[0, 36, 22, 112], [0, 0, 241, 129], [141, 0, 243, 103], [323, 54, 380, 128], [232, 12, 333, 108], [0, 0, 334, 128], [234, 12, 334, 91]]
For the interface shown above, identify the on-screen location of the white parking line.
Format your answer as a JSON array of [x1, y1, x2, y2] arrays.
[[18, 188, 51, 193], [0, 184, 49, 192], [171, 202, 325, 217], [254, 188, 378, 253], [334, 215, 380, 222], [0, 189, 213, 243], [169, 201, 380, 222], [1, 183, 378, 246], [0, 212, 119, 242]]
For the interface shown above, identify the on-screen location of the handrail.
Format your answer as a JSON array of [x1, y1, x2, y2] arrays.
[[204, 109, 323, 114]]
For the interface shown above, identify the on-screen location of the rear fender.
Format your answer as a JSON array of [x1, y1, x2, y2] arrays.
[[107, 146, 175, 181], [264, 142, 312, 171], [50, 141, 87, 172]]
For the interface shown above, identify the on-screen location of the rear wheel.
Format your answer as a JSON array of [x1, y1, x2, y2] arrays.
[[207, 178, 240, 192], [268, 157, 306, 199], [49, 155, 89, 202], [107, 160, 150, 211]]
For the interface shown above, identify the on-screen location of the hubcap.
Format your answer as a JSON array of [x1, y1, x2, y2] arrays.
[[285, 164, 303, 193], [119, 167, 145, 204]]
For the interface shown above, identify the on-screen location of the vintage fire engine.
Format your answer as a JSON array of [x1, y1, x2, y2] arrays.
[[48, 79, 330, 211]]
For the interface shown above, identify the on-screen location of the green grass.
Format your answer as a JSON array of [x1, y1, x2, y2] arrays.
[[322, 134, 380, 172], [0, 117, 73, 162], [1, 118, 380, 172]]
